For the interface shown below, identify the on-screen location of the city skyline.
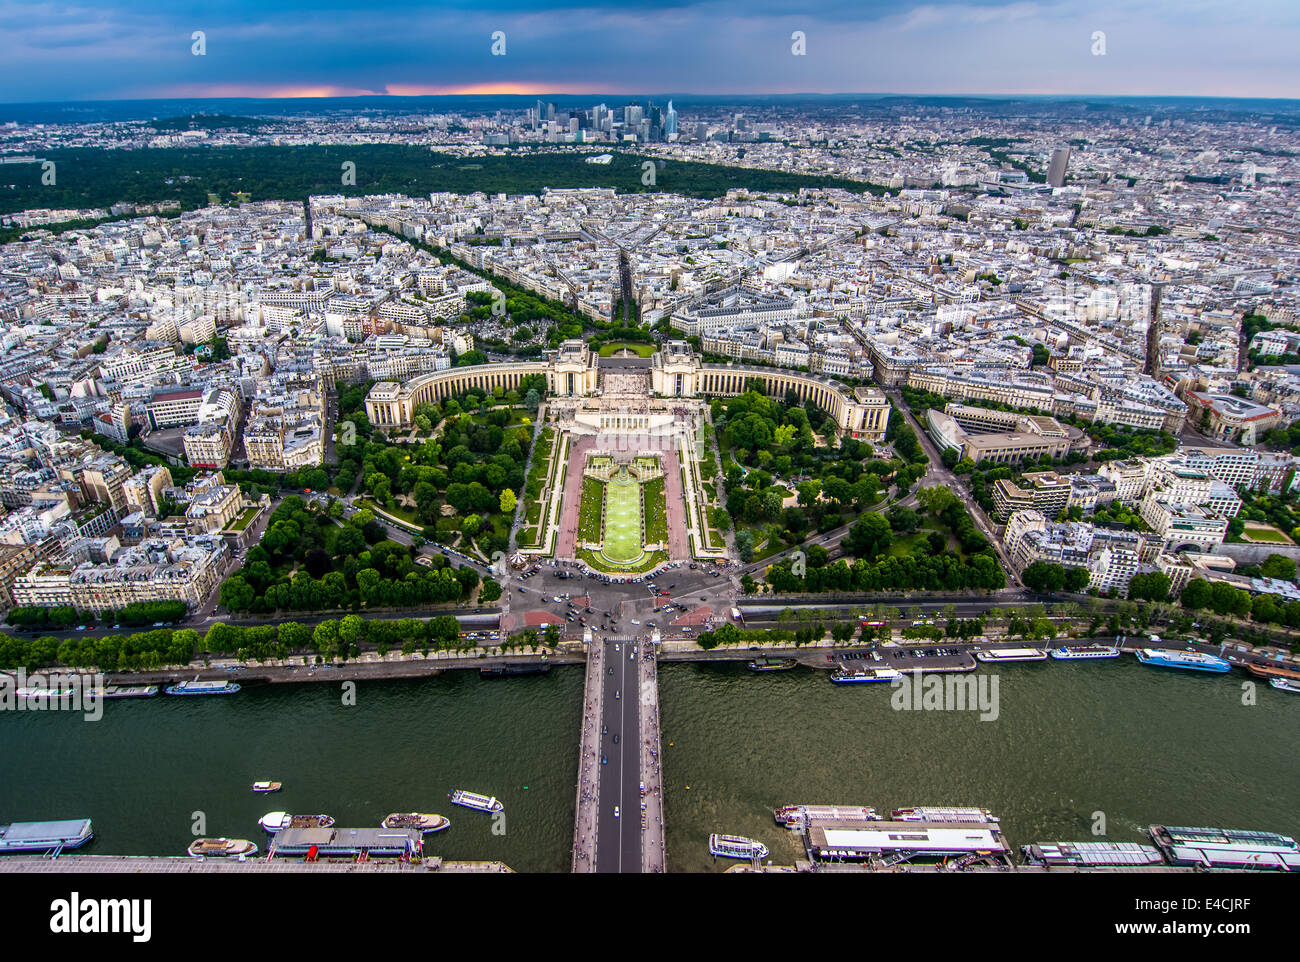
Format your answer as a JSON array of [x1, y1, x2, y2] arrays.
[[1, 1, 1298, 104]]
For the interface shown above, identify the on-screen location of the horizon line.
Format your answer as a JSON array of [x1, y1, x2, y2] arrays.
[[3, 90, 1300, 109]]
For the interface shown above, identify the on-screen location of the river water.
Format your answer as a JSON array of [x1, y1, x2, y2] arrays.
[[1, 658, 1296, 872]]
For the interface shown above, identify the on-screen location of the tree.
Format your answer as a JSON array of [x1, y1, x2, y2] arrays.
[[1063, 567, 1091, 592], [1180, 578, 1212, 610], [887, 505, 920, 533], [480, 579, 503, 603], [845, 512, 892, 559], [734, 529, 755, 563], [1260, 553, 1298, 582], [499, 489, 517, 514], [1128, 572, 1171, 603], [1021, 561, 1067, 593]]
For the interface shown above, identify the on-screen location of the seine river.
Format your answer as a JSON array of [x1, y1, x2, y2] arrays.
[[1, 658, 1296, 872]]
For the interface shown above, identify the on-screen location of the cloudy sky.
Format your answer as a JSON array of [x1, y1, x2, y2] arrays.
[[1, 0, 1296, 103]]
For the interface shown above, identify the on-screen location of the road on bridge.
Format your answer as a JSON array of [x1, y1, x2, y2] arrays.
[[595, 636, 643, 873]]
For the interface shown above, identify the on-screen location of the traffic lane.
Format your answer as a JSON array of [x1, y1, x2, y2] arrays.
[[596, 637, 641, 873], [620, 640, 642, 869], [595, 638, 624, 872]]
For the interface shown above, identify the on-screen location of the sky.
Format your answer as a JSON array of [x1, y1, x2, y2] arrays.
[[0, 0, 1297, 104]]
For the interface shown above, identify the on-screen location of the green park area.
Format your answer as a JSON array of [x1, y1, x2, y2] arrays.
[[1241, 523, 1294, 544], [576, 458, 668, 572], [602, 477, 643, 563], [597, 341, 656, 358]]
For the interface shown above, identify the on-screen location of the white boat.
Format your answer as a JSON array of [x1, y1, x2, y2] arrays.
[[165, 679, 240, 695], [774, 805, 878, 828], [0, 819, 94, 853], [259, 812, 335, 833], [1135, 648, 1230, 673], [830, 667, 902, 684], [1050, 646, 1121, 660], [710, 834, 769, 860], [1270, 677, 1300, 694], [891, 807, 1000, 823], [448, 790, 504, 813], [975, 647, 1047, 662], [187, 837, 258, 859], [382, 813, 450, 833], [251, 781, 282, 793]]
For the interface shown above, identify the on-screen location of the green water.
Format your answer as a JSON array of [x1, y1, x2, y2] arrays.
[[1, 659, 1296, 872], [0, 670, 584, 872], [660, 660, 1300, 872]]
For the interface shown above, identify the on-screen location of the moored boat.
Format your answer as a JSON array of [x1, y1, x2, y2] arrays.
[[1050, 646, 1121, 660], [448, 790, 503, 813], [891, 807, 1000, 823], [164, 679, 240, 695], [252, 781, 282, 793], [1270, 677, 1300, 694], [1021, 841, 1165, 867], [13, 686, 80, 701], [774, 805, 877, 828], [382, 812, 450, 833], [187, 837, 258, 859], [1135, 648, 1230, 673], [709, 833, 769, 860], [830, 667, 902, 684], [1246, 662, 1300, 682], [975, 647, 1047, 662], [95, 685, 159, 698], [747, 657, 799, 672], [260, 812, 335, 833], [0, 819, 93, 853]]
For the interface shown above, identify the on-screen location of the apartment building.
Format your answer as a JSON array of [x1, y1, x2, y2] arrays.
[[10, 536, 224, 613], [991, 471, 1073, 521]]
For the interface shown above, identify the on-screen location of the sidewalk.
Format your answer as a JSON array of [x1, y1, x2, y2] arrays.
[[639, 638, 666, 873], [571, 638, 603, 872]]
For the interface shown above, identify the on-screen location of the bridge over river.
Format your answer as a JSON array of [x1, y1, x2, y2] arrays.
[[572, 630, 665, 873]]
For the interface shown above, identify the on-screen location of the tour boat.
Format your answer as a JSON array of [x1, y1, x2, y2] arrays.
[[0, 819, 94, 853], [830, 667, 902, 684], [975, 648, 1048, 662], [259, 812, 335, 833], [449, 790, 504, 814], [164, 679, 240, 695], [252, 781, 282, 793], [382, 813, 450, 833], [891, 807, 1000, 823], [94, 685, 159, 698], [774, 805, 878, 828], [1135, 648, 1230, 673], [709, 834, 769, 860], [1050, 646, 1121, 660], [1270, 678, 1300, 694], [187, 837, 258, 859]]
